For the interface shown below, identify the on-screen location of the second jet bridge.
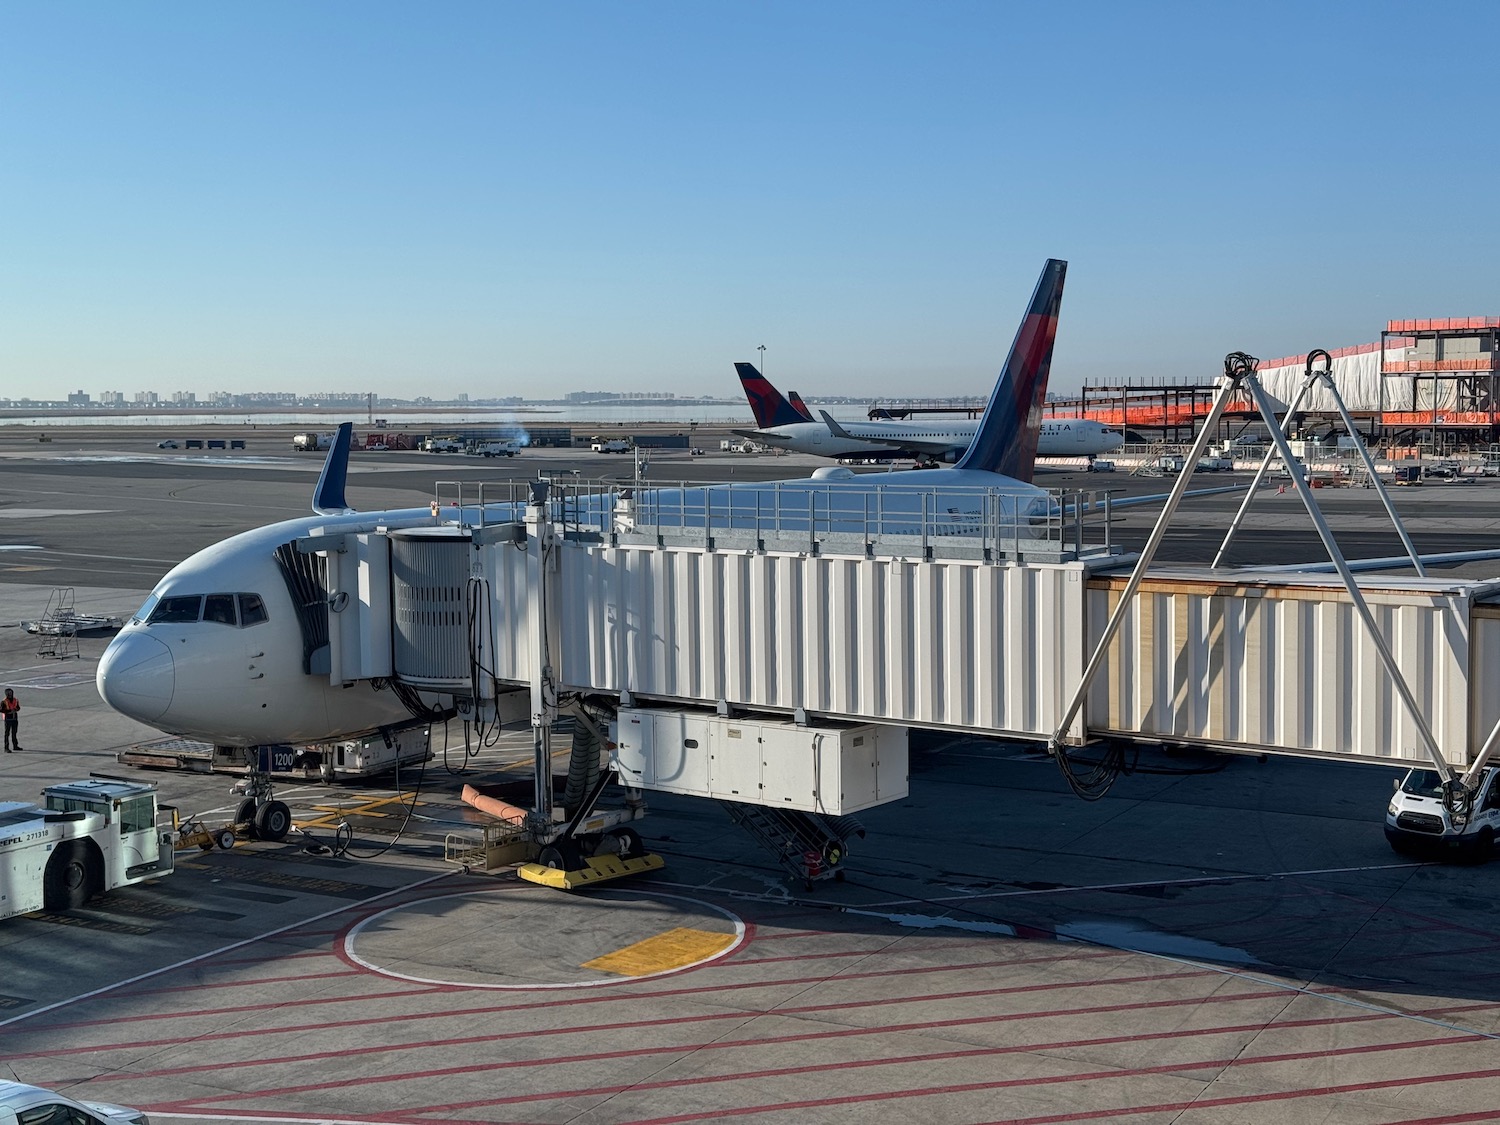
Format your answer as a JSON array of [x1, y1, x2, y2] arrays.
[[297, 483, 1500, 827]]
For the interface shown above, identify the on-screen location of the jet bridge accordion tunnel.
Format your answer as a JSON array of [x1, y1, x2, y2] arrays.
[[294, 506, 1500, 826]]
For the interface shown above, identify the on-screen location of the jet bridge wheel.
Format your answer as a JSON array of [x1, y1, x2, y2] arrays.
[[537, 839, 584, 872], [603, 827, 645, 860]]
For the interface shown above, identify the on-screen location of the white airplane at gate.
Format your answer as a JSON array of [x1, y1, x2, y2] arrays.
[[98, 259, 1215, 750]]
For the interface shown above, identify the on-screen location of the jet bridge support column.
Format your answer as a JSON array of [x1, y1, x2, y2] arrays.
[[1052, 352, 1466, 806], [526, 484, 558, 837]]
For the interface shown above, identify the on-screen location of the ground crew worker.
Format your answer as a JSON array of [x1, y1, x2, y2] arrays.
[[2, 688, 20, 752]]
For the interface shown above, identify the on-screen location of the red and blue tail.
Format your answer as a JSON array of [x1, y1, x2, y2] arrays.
[[735, 363, 807, 428], [787, 391, 814, 421], [953, 258, 1067, 479]]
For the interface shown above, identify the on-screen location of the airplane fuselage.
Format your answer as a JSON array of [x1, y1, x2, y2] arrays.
[[746, 418, 1122, 461]]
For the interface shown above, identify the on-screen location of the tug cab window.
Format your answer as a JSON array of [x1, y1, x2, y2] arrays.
[[237, 593, 268, 626], [203, 594, 237, 625], [148, 595, 203, 624]]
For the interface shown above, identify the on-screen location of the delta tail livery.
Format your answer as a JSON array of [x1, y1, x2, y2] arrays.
[[98, 259, 1184, 750]]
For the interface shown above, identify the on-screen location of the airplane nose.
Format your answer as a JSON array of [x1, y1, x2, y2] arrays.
[[97, 632, 176, 723]]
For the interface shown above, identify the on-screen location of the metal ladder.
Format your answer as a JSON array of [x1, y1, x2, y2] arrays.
[[719, 801, 865, 886], [35, 587, 80, 660]]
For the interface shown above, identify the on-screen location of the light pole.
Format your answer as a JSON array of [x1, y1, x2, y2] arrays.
[[757, 344, 766, 374]]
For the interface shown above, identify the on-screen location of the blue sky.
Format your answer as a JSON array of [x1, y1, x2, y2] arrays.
[[2, 1, 1497, 401]]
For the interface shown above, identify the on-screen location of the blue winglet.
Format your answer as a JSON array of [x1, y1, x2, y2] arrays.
[[312, 423, 355, 515]]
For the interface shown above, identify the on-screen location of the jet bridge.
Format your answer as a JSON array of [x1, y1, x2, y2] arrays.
[[299, 473, 1500, 824]]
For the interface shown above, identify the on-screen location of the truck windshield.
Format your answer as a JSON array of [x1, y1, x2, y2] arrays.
[[1400, 770, 1446, 798]]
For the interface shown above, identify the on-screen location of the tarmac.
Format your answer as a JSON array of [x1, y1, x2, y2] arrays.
[[4, 431, 1500, 1124]]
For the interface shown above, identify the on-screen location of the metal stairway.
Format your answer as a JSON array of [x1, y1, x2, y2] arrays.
[[719, 801, 865, 886]]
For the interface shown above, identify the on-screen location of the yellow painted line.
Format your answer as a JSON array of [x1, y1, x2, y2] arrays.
[[299, 794, 414, 831], [582, 927, 735, 977]]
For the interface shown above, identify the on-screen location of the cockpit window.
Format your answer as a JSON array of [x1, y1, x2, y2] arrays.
[[148, 595, 203, 624], [238, 593, 268, 626], [131, 593, 160, 625], [203, 594, 237, 626]]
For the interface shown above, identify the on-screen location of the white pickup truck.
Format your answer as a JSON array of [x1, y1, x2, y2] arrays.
[[0, 779, 175, 919]]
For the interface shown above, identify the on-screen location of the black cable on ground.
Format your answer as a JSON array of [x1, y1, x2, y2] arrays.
[[340, 744, 431, 860]]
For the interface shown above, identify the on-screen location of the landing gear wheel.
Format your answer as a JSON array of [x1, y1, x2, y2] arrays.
[[235, 798, 259, 839], [538, 839, 583, 871], [254, 799, 291, 842], [605, 827, 644, 860], [215, 827, 237, 850], [43, 841, 97, 911]]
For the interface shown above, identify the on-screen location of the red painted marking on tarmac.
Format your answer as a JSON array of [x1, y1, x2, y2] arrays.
[[80, 1002, 1395, 1090], [1383, 1113, 1500, 1125], [957, 1064, 1500, 1124], [726, 940, 1118, 968], [136, 979, 1296, 1110], [7, 985, 457, 1034], [381, 1031, 1488, 1119], [6, 984, 1293, 1065], [199, 949, 333, 968], [117, 969, 363, 996]]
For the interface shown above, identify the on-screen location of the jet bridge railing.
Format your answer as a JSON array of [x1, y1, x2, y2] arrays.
[[616, 482, 1121, 562], [426, 477, 1123, 561]]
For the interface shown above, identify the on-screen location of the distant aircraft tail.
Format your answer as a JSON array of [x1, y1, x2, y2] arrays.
[[735, 363, 807, 429], [787, 391, 814, 421], [953, 259, 1067, 479]]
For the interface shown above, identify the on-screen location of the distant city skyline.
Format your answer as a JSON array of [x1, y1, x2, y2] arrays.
[[4, 2, 1498, 402]]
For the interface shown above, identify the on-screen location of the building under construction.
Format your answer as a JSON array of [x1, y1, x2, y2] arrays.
[[872, 315, 1500, 450]]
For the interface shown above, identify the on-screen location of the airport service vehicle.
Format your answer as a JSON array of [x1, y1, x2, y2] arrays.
[[1086, 459, 1116, 473], [293, 432, 335, 452], [156, 439, 178, 449], [0, 1081, 150, 1125], [0, 779, 174, 918], [1197, 454, 1234, 472], [1387, 766, 1500, 857], [423, 437, 465, 453], [474, 440, 520, 458], [592, 439, 631, 453]]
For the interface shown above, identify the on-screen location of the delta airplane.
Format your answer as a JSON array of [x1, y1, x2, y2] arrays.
[[732, 363, 1124, 465], [98, 259, 1207, 753]]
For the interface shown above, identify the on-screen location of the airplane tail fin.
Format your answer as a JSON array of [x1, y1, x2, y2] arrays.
[[735, 363, 807, 428], [952, 259, 1067, 479], [312, 422, 355, 515], [787, 391, 814, 421]]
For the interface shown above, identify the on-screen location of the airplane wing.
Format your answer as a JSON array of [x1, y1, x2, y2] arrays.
[[818, 410, 961, 458], [1062, 484, 1245, 515], [730, 428, 794, 445]]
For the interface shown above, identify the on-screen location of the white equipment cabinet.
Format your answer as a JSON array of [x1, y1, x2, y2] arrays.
[[614, 708, 908, 815]]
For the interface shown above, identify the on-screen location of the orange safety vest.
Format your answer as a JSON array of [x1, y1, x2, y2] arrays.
[[1, 698, 18, 717]]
